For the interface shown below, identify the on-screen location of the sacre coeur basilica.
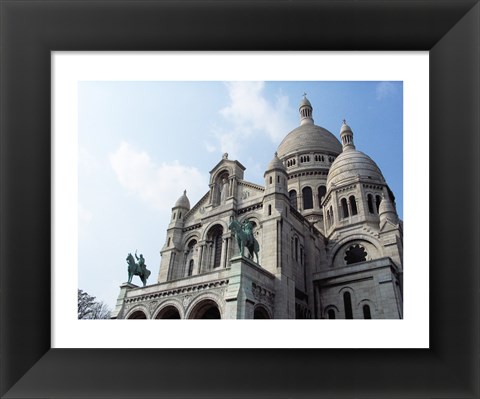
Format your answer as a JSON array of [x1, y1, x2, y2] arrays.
[[112, 95, 403, 320]]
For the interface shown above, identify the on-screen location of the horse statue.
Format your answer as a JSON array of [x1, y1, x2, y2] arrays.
[[228, 219, 259, 263], [126, 251, 151, 287]]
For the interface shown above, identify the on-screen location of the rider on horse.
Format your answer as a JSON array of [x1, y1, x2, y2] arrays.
[[135, 250, 146, 274], [242, 220, 254, 246]]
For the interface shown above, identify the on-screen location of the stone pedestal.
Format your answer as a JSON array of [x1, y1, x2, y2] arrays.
[[224, 255, 275, 319], [110, 282, 138, 319]]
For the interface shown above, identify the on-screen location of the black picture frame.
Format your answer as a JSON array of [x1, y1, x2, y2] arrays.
[[1, 1, 479, 398]]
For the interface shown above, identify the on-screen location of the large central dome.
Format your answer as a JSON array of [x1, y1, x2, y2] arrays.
[[277, 95, 342, 159], [277, 124, 342, 159]]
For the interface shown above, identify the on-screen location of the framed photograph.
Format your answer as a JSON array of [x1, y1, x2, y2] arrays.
[[53, 53, 426, 350], [1, 1, 479, 398]]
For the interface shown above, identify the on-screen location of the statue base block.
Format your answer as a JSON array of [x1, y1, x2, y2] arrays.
[[110, 282, 138, 318]]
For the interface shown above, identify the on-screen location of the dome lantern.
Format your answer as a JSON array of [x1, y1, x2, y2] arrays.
[[299, 93, 314, 126], [340, 119, 355, 150]]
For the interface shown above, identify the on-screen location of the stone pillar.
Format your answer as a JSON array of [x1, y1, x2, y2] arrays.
[[219, 237, 227, 270], [203, 243, 211, 273], [197, 244, 204, 275]]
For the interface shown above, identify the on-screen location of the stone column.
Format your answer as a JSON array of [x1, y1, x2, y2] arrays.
[[197, 244, 204, 275], [221, 237, 231, 268], [204, 243, 212, 271], [219, 237, 227, 270]]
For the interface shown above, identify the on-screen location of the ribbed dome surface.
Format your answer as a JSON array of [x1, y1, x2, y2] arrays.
[[327, 148, 385, 189], [174, 190, 190, 209], [277, 124, 342, 159]]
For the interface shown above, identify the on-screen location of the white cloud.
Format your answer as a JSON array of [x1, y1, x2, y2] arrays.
[[376, 81, 396, 100], [213, 82, 294, 158], [109, 141, 207, 211]]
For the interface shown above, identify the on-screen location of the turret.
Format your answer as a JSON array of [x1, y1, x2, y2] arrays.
[[169, 190, 190, 227], [378, 191, 399, 226], [264, 152, 288, 196], [159, 190, 190, 282]]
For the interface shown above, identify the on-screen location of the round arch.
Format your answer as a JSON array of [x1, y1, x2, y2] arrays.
[[357, 298, 377, 319], [125, 306, 149, 319], [211, 167, 232, 184], [239, 212, 262, 227], [328, 235, 383, 266], [187, 299, 221, 319], [201, 220, 229, 241], [181, 232, 201, 249], [152, 300, 185, 319], [253, 304, 272, 319], [323, 304, 340, 319], [155, 305, 181, 319]]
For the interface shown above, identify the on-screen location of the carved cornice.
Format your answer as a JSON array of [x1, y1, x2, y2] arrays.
[[183, 223, 202, 232], [124, 279, 230, 304], [251, 282, 275, 307], [236, 202, 263, 215]]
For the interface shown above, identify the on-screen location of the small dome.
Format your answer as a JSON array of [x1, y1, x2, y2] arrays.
[[340, 121, 353, 134], [378, 193, 398, 222], [277, 124, 342, 159], [327, 149, 385, 189], [174, 190, 190, 209], [299, 96, 312, 108], [266, 152, 286, 172]]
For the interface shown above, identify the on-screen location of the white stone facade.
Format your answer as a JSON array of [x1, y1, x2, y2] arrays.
[[112, 96, 403, 320]]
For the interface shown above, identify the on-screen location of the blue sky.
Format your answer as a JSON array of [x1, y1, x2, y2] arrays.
[[78, 81, 403, 310]]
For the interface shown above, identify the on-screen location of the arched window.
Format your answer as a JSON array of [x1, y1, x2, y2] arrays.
[[367, 194, 374, 214], [184, 239, 197, 276], [208, 225, 223, 269], [363, 304, 372, 319], [330, 206, 334, 224], [349, 195, 358, 215], [269, 176, 272, 184], [341, 198, 349, 218], [376, 195, 382, 213], [318, 186, 326, 207], [268, 204, 272, 216], [289, 190, 298, 209], [344, 244, 368, 265], [326, 209, 331, 228], [327, 309, 336, 319], [302, 186, 313, 210], [343, 292, 353, 319]]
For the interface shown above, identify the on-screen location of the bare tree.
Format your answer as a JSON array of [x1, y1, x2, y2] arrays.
[[78, 289, 111, 319]]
